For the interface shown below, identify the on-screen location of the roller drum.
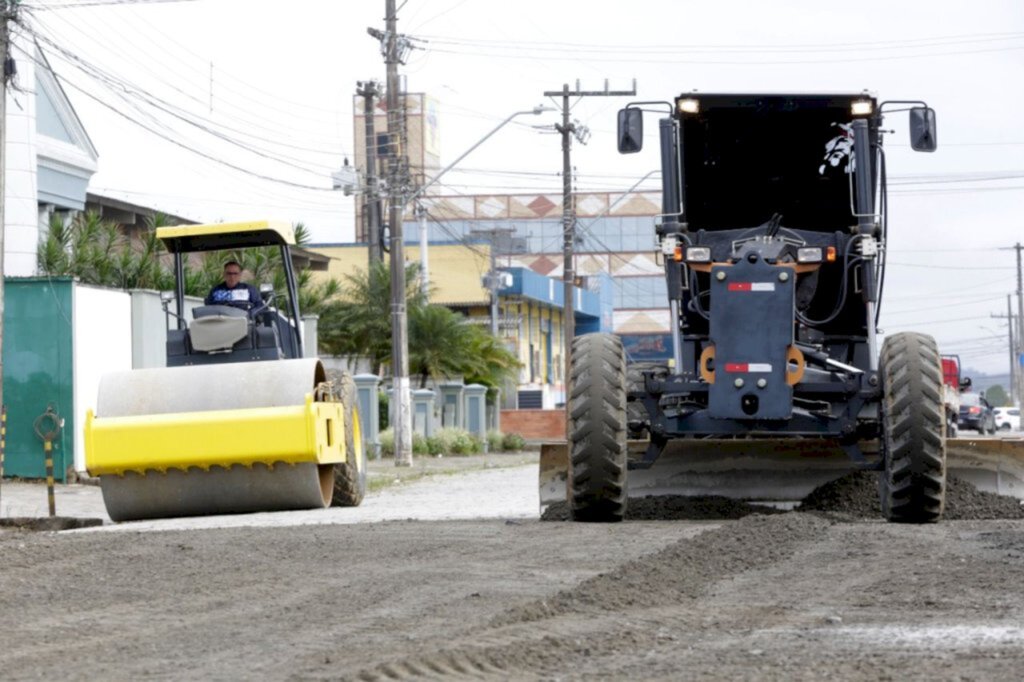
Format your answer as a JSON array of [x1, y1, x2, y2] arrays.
[[93, 359, 338, 522]]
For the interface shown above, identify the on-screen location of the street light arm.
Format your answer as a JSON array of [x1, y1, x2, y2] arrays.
[[406, 105, 553, 205]]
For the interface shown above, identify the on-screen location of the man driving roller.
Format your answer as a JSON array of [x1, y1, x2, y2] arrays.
[[205, 260, 261, 310]]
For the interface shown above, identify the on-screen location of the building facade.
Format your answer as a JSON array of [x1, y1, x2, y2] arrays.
[[4, 39, 99, 276], [349, 92, 670, 371], [307, 242, 609, 408]]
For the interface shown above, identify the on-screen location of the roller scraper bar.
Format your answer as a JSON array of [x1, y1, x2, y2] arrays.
[[84, 395, 345, 476]]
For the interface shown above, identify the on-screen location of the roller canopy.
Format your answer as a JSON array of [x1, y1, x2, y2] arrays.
[[156, 220, 296, 253]]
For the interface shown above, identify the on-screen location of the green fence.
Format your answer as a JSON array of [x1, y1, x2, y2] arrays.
[[2, 278, 75, 481]]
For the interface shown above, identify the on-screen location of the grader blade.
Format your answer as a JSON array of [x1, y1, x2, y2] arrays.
[[539, 437, 1024, 511], [947, 437, 1024, 499]]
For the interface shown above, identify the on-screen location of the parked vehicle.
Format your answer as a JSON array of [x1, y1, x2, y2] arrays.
[[959, 392, 996, 435], [940, 355, 965, 438], [994, 406, 1021, 431]]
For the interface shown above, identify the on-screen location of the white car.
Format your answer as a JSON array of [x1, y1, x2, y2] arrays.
[[993, 407, 1021, 431]]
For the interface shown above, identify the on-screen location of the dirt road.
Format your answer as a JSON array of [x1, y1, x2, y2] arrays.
[[2, 467, 1024, 680]]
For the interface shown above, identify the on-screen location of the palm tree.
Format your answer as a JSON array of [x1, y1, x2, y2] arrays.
[[462, 324, 520, 393], [408, 305, 476, 387], [319, 260, 426, 372]]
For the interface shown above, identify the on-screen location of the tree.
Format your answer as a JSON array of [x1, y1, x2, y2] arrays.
[[38, 211, 176, 291], [318, 261, 520, 388], [318, 260, 426, 372], [408, 305, 475, 387], [985, 384, 1009, 407], [461, 325, 520, 394], [38, 214, 342, 314]]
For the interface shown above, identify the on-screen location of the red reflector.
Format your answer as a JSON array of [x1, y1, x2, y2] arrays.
[[728, 283, 752, 292], [725, 363, 748, 373]]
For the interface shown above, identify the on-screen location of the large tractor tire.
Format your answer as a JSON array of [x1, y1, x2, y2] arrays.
[[879, 332, 946, 523], [332, 372, 367, 507], [569, 333, 629, 522]]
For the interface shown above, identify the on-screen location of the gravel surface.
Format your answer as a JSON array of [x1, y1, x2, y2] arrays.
[[544, 471, 1024, 522], [3, 457, 1024, 679]]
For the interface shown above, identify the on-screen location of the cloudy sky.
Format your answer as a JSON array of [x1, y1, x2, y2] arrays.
[[14, 0, 1024, 374]]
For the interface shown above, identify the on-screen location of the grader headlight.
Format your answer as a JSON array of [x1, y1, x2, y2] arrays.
[[851, 100, 874, 116], [797, 247, 823, 263], [678, 98, 700, 114], [686, 246, 712, 263]]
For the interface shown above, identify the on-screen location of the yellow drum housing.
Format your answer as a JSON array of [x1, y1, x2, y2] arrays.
[[85, 359, 351, 521]]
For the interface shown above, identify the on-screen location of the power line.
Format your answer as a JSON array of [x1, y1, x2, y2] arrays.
[[53, 71, 337, 191], [23, 25, 344, 177], [424, 41, 1024, 66], [25, 0, 199, 8], [26, 7, 354, 145], [417, 30, 1024, 54]]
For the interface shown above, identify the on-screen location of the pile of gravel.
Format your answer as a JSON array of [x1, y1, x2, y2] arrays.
[[543, 472, 1024, 522], [797, 470, 1024, 520], [541, 496, 782, 522]]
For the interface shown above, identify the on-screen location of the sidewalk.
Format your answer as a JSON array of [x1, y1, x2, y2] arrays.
[[0, 451, 540, 529]]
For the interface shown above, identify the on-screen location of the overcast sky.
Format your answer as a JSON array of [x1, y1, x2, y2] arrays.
[[15, 0, 1024, 375]]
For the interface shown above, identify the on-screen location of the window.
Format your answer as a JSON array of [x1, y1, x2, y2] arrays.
[[613, 276, 667, 309]]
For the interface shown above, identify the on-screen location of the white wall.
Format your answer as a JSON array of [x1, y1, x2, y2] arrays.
[[72, 284, 133, 472], [4, 31, 40, 276]]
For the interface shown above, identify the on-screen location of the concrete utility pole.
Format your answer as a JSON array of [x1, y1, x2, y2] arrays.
[[1000, 243, 1024, 406], [370, 0, 414, 466], [0, 1, 16, 421], [542, 80, 636, 408], [1008, 296, 1016, 405], [471, 227, 515, 337], [992, 303, 1017, 405], [1011, 244, 1019, 403], [416, 202, 429, 294], [357, 79, 383, 266]]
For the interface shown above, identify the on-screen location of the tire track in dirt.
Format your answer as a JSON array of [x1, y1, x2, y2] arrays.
[[342, 513, 830, 681]]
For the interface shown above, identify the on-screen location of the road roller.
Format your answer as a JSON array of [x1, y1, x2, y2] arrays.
[[84, 220, 365, 522]]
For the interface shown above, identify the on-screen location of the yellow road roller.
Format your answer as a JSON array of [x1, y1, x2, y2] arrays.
[[84, 221, 365, 521]]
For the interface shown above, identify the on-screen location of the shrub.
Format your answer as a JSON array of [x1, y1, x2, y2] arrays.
[[378, 427, 395, 457], [381, 426, 487, 457], [412, 432, 430, 455], [487, 430, 504, 453], [502, 432, 526, 452], [426, 435, 446, 456], [436, 427, 480, 456]]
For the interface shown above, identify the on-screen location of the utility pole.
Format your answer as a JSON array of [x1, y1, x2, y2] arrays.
[[1000, 243, 1024, 406], [993, 302, 1017, 405], [369, 0, 413, 466], [542, 80, 636, 409], [471, 227, 515, 337], [416, 202, 429, 294], [1008, 295, 1016, 405], [0, 1, 17, 424], [1016, 244, 1023, 407], [357, 79, 383, 266]]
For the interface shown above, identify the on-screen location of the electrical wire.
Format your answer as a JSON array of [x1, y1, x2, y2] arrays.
[[24, 25, 343, 177]]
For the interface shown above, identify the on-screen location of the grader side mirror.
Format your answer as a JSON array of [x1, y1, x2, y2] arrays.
[[617, 107, 644, 154], [909, 107, 937, 152]]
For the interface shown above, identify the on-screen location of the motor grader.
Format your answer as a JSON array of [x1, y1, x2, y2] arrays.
[[84, 221, 365, 522], [541, 92, 1024, 523]]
